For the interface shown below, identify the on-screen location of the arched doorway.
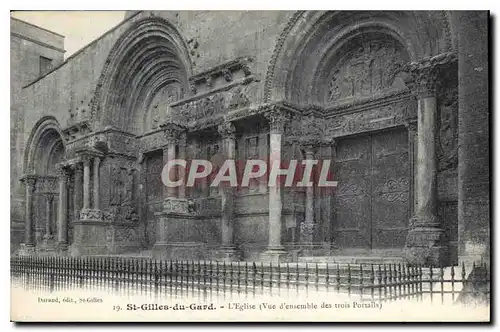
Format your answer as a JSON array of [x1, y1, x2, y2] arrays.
[[265, 11, 457, 261], [22, 117, 67, 252]]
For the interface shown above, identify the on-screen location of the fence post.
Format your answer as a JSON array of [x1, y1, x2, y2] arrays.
[[360, 264, 364, 300], [237, 261, 241, 297], [296, 263, 300, 296], [325, 263, 330, 294], [269, 262, 273, 297], [347, 263, 351, 298], [336, 263, 341, 294], [245, 262, 249, 298], [261, 262, 265, 296], [370, 264, 375, 301], [222, 261, 226, 300], [305, 263, 309, 297]]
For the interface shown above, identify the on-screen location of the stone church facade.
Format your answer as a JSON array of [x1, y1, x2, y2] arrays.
[[11, 11, 489, 266]]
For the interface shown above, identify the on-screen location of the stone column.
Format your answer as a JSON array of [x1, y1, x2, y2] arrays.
[[22, 175, 37, 248], [93, 157, 101, 209], [56, 165, 69, 251], [178, 132, 187, 199], [43, 193, 55, 241], [217, 121, 238, 260], [406, 121, 418, 216], [300, 145, 316, 245], [162, 123, 184, 199], [82, 157, 91, 210], [403, 52, 457, 266], [72, 163, 83, 220], [261, 107, 292, 263]]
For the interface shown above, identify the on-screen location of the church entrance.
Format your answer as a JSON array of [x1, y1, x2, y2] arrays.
[[332, 127, 410, 250]]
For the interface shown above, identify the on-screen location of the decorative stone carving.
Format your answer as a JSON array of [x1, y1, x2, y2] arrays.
[[438, 88, 458, 171], [189, 57, 253, 92], [22, 175, 37, 191], [162, 197, 195, 214], [217, 121, 236, 140], [174, 92, 225, 122], [328, 40, 407, 102], [401, 52, 458, 97], [79, 208, 116, 222], [264, 106, 292, 133], [288, 115, 324, 146], [161, 122, 186, 143], [222, 69, 233, 82], [228, 86, 250, 110], [326, 99, 415, 138], [299, 221, 315, 237]]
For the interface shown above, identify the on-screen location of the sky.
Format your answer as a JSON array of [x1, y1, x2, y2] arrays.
[[11, 11, 126, 58]]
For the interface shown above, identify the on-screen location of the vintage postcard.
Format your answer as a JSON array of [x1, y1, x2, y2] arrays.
[[9, 10, 490, 322]]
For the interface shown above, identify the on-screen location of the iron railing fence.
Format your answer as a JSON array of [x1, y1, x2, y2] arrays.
[[10, 255, 489, 304]]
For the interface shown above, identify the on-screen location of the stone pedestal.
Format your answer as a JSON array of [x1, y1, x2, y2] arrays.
[[404, 223, 447, 266], [69, 208, 139, 255], [214, 246, 240, 261], [260, 247, 290, 264], [153, 197, 217, 260], [17, 243, 35, 256]]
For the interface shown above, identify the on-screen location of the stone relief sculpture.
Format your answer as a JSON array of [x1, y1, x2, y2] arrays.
[[327, 40, 407, 102], [438, 88, 458, 171]]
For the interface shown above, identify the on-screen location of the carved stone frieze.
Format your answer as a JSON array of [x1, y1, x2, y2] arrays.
[[162, 197, 196, 215], [61, 120, 92, 143], [228, 86, 250, 110], [287, 115, 325, 147], [189, 57, 253, 93], [325, 99, 415, 138], [79, 208, 115, 222]]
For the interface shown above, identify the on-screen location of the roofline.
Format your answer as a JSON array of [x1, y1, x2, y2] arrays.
[[11, 32, 66, 53], [10, 16, 65, 38], [22, 10, 143, 89]]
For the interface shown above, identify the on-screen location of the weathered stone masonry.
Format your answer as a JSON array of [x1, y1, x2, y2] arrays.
[[11, 11, 489, 266]]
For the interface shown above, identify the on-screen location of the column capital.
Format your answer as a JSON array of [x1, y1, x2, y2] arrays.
[[21, 174, 37, 188], [263, 106, 292, 133], [70, 162, 83, 174], [55, 163, 71, 179], [161, 121, 186, 144], [402, 52, 457, 98], [301, 143, 318, 156], [405, 119, 418, 133], [45, 192, 55, 202], [217, 121, 236, 140]]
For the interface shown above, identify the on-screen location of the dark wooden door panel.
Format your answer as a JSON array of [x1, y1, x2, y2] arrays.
[[332, 127, 410, 249], [371, 128, 409, 248], [333, 136, 371, 248]]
